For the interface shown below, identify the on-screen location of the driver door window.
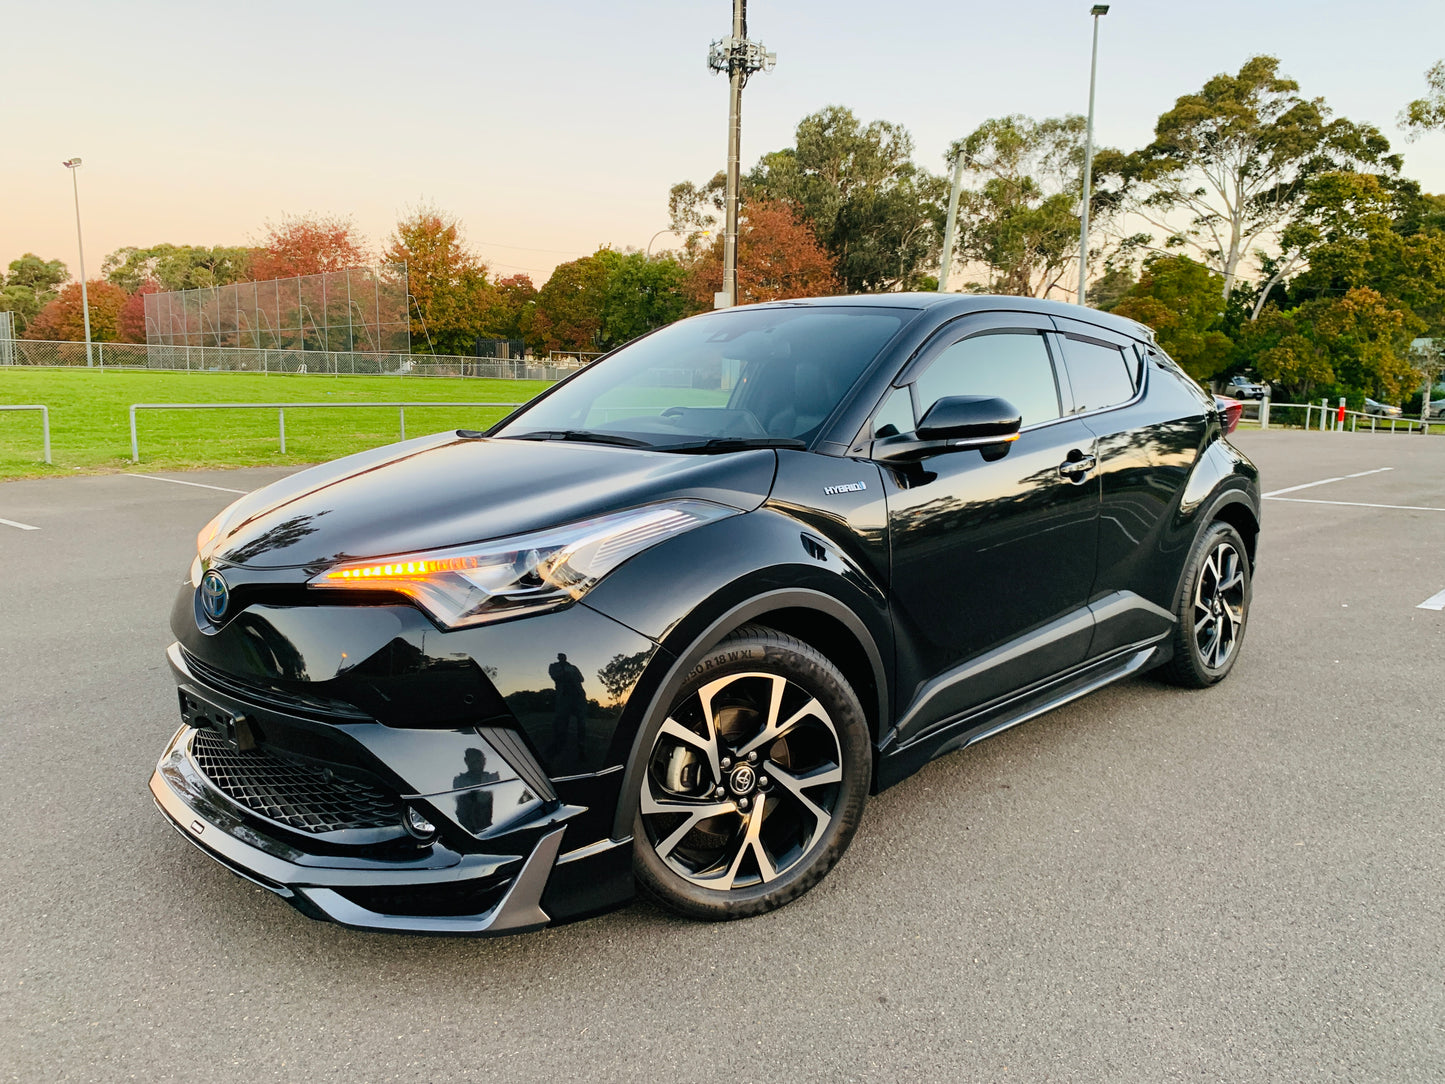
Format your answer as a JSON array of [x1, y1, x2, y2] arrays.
[[914, 331, 1062, 428]]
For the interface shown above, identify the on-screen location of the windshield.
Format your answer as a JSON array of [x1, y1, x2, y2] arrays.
[[493, 306, 909, 450]]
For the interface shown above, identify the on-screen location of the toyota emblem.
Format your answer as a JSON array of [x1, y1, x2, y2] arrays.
[[200, 569, 230, 623]]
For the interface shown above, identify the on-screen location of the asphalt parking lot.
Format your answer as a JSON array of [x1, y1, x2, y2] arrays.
[[2, 430, 1442, 1084]]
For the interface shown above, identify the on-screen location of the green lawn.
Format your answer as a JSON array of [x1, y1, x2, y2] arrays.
[[0, 369, 552, 480]]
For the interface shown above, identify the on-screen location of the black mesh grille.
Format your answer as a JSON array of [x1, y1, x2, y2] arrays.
[[190, 729, 401, 833]]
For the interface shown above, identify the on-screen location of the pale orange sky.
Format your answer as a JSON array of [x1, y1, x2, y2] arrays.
[[3, 0, 1442, 286]]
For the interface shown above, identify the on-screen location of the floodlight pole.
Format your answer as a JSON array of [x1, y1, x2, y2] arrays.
[[937, 150, 965, 291], [1077, 5, 1108, 306], [62, 158, 94, 365], [708, 1, 775, 309]]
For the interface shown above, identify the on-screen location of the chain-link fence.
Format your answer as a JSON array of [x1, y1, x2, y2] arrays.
[[0, 339, 589, 381], [145, 265, 410, 353]]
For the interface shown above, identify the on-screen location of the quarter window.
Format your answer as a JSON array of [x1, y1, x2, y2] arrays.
[[1061, 337, 1136, 413], [914, 331, 1061, 428], [871, 386, 914, 437]]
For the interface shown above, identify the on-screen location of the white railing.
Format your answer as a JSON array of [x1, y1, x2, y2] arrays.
[[0, 404, 51, 463], [1263, 398, 1441, 434], [128, 401, 521, 462]]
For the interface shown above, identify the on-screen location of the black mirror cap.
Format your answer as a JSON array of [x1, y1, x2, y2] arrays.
[[915, 396, 1022, 442]]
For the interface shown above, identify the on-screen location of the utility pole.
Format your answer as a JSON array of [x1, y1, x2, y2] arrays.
[[937, 150, 965, 291], [708, 1, 775, 308], [62, 157, 94, 365], [1077, 5, 1108, 306]]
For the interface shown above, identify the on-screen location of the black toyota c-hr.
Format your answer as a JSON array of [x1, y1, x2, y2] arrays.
[[151, 294, 1259, 934]]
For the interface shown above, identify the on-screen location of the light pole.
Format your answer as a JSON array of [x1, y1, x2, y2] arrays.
[[1077, 5, 1108, 307], [937, 149, 966, 291], [62, 158, 94, 365], [708, 0, 775, 308]]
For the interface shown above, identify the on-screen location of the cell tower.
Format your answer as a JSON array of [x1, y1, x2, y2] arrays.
[[708, 0, 775, 309]]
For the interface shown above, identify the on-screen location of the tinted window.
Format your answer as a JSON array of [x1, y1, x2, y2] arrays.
[[1061, 337, 1135, 413], [914, 331, 1060, 428], [872, 386, 914, 437], [496, 308, 907, 447]]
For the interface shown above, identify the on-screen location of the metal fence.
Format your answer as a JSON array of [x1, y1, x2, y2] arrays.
[[128, 401, 519, 462], [1261, 399, 1443, 434], [145, 265, 410, 353], [0, 338, 588, 381]]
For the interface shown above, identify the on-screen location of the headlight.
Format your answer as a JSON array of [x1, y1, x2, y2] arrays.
[[308, 500, 737, 628], [197, 499, 245, 555]]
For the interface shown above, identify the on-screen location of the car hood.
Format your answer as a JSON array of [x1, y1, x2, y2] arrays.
[[205, 432, 778, 570]]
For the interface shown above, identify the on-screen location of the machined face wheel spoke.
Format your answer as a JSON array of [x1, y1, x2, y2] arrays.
[[714, 795, 777, 890], [642, 782, 736, 859], [766, 762, 841, 833], [736, 694, 824, 758]]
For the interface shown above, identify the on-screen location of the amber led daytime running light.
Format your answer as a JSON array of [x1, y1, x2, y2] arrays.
[[326, 555, 481, 580]]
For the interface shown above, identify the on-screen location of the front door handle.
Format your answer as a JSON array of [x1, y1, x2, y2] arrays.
[[1058, 452, 1096, 481]]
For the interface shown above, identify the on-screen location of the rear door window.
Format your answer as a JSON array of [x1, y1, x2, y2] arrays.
[[1059, 336, 1136, 413]]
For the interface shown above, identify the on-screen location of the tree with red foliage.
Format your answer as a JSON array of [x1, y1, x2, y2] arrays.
[[118, 280, 160, 343], [249, 214, 369, 281], [683, 200, 839, 309], [25, 279, 129, 341]]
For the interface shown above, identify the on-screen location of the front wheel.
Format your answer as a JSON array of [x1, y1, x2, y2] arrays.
[[632, 625, 870, 921], [1161, 521, 1252, 688]]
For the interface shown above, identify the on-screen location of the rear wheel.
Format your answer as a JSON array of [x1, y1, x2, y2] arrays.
[[632, 625, 870, 921], [1161, 521, 1251, 688]]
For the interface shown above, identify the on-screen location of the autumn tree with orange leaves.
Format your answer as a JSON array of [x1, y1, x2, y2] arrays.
[[383, 209, 494, 355], [250, 214, 369, 281], [25, 279, 129, 342], [682, 201, 839, 309]]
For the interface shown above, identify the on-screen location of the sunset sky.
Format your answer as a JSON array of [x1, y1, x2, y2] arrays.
[[4, 0, 1442, 284]]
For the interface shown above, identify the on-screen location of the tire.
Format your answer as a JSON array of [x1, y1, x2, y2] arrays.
[[632, 624, 870, 921], [1160, 521, 1252, 688]]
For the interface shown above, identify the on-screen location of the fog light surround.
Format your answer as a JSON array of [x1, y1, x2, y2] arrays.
[[403, 805, 438, 840]]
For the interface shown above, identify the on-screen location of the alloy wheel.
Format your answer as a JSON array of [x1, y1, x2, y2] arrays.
[[1192, 540, 1246, 670], [641, 671, 843, 891]]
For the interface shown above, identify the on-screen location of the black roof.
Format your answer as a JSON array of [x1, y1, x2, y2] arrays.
[[766, 292, 1153, 342]]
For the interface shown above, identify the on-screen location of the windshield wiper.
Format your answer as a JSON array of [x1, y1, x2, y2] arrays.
[[665, 437, 808, 453], [508, 429, 655, 448]]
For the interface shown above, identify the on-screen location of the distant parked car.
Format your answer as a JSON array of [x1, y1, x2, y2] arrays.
[[1225, 375, 1268, 400], [1363, 398, 1403, 418], [1427, 397, 1445, 420]]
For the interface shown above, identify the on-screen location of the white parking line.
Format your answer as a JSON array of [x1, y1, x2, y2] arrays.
[[1262, 466, 1393, 498], [1419, 588, 1445, 611], [0, 517, 41, 531], [1264, 497, 1445, 512], [129, 474, 249, 495]]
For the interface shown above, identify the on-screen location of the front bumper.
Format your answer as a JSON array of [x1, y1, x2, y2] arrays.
[[151, 643, 635, 934], [151, 727, 569, 933]]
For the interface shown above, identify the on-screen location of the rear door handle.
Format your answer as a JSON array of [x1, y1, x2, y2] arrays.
[[1058, 453, 1096, 479]]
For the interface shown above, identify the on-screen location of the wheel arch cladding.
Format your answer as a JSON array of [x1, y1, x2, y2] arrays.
[[1210, 498, 1259, 567]]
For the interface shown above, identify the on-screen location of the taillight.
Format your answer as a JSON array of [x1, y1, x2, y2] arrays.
[[1214, 395, 1244, 435]]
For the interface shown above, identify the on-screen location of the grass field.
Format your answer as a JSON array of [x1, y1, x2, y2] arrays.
[[0, 368, 552, 480]]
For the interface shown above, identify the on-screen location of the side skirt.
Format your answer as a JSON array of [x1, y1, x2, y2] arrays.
[[875, 638, 1169, 791]]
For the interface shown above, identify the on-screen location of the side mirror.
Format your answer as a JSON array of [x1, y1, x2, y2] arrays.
[[916, 396, 1022, 442], [874, 395, 1021, 462]]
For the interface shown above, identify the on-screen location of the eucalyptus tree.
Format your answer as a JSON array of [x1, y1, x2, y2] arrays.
[[946, 114, 1103, 298], [1118, 55, 1399, 298]]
